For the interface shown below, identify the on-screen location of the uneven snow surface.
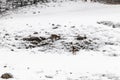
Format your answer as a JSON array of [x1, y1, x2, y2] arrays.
[[0, 1, 120, 80]]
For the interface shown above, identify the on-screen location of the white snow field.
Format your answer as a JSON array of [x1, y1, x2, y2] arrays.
[[0, 1, 120, 80]]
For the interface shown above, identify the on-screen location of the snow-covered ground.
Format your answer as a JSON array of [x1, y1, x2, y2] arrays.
[[0, 1, 120, 80]]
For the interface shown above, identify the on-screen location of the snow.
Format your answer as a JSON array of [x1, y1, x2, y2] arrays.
[[0, 1, 120, 80], [0, 50, 120, 80]]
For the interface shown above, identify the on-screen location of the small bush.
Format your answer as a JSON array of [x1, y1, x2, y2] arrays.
[[75, 35, 87, 40], [1, 73, 13, 79], [97, 21, 120, 28], [49, 34, 61, 42]]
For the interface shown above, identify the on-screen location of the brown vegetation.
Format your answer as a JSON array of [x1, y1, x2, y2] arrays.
[[1, 73, 13, 79]]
